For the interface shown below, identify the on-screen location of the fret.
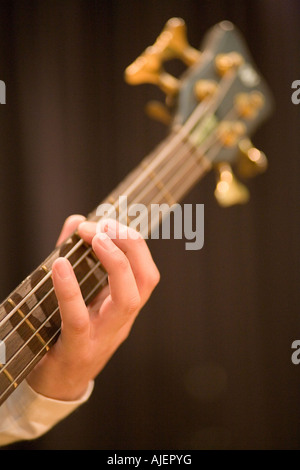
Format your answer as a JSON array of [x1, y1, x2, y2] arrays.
[[0, 342, 53, 405], [7, 298, 49, 351], [7, 298, 50, 352]]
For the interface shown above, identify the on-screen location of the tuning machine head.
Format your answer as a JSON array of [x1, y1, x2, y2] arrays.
[[235, 91, 265, 119], [124, 17, 202, 123], [124, 18, 273, 207], [215, 52, 244, 76], [158, 17, 201, 66], [194, 79, 218, 101]]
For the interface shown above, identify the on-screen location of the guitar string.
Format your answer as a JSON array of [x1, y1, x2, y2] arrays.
[[0, 116, 219, 353], [0, 105, 239, 386], [0, 130, 211, 356], [1, 245, 94, 343], [100, 70, 237, 211], [0, 106, 238, 391], [0, 69, 237, 332], [0, 75, 242, 388], [0, 114, 217, 345], [0, 262, 108, 384], [0, 142, 211, 362], [0, 98, 233, 348], [0, 133, 227, 400]]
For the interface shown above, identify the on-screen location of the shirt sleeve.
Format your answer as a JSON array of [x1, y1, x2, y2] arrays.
[[0, 379, 94, 446]]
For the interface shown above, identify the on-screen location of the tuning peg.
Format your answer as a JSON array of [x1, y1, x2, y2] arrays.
[[236, 138, 268, 178], [194, 79, 218, 101], [235, 91, 265, 119], [145, 101, 172, 125], [218, 120, 246, 147], [214, 163, 249, 207], [124, 17, 201, 96], [215, 52, 244, 76], [154, 17, 201, 66], [125, 45, 180, 95]]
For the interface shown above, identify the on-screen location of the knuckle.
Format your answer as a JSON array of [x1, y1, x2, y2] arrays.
[[125, 294, 141, 315], [61, 285, 80, 302], [133, 232, 145, 244], [70, 321, 88, 335], [127, 227, 144, 242], [65, 214, 84, 227], [151, 267, 161, 286], [65, 214, 76, 224], [119, 326, 132, 342], [143, 266, 160, 291], [61, 315, 88, 336]]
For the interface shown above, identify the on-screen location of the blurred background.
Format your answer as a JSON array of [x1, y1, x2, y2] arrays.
[[0, 0, 299, 450]]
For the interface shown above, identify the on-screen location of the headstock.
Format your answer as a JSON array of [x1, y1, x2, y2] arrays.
[[125, 19, 273, 207]]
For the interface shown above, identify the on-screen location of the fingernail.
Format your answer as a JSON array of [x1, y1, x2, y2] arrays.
[[54, 258, 73, 280]]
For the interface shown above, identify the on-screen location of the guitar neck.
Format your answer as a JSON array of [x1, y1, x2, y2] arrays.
[[0, 129, 210, 406], [0, 16, 274, 406]]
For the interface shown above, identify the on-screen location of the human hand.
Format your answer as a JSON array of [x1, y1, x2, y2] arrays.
[[27, 215, 160, 401]]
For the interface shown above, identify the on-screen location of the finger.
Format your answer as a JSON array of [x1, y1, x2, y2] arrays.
[[79, 220, 160, 303], [56, 214, 86, 246], [104, 220, 160, 303], [91, 232, 141, 320], [77, 220, 97, 244], [52, 257, 90, 349]]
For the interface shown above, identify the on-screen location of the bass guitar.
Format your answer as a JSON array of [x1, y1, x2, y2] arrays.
[[0, 18, 273, 405]]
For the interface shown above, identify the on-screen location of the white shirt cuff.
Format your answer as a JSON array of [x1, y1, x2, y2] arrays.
[[0, 379, 94, 446]]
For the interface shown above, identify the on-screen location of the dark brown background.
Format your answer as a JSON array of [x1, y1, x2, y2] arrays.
[[0, 0, 299, 450]]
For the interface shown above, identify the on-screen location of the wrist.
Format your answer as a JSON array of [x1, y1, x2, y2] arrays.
[[27, 361, 90, 402]]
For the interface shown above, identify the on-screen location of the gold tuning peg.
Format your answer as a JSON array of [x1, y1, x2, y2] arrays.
[[218, 120, 246, 147], [154, 17, 201, 66], [124, 17, 201, 96], [194, 79, 218, 101], [214, 163, 250, 207], [125, 45, 179, 95], [215, 52, 244, 76], [234, 91, 265, 119], [237, 138, 268, 178]]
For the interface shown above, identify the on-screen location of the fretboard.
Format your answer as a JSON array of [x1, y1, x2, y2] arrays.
[[0, 128, 212, 406]]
